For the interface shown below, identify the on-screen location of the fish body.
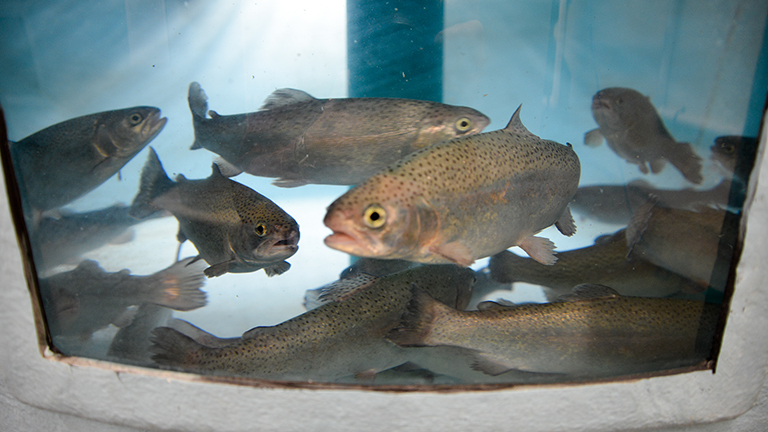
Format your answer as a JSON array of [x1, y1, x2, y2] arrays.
[[107, 304, 173, 365], [150, 265, 475, 381], [488, 230, 706, 300], [188, 82, 490, 187], [39, 258, 207, 344], [585, 87, 702, 184], [388, 285, 719, 377], [626, 201, 726, 286], [10, 107, 166, 213], [30, 203, 161, 273], [130, 148, 299, 277], [570, 180, 730, 225], [323, 106, 581, 267]]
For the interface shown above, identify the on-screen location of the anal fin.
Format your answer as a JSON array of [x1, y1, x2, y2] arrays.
[[518, 235, 557, 265]]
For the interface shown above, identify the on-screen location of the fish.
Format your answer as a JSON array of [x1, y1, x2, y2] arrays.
[[626, 200, 727, 287], [130, 147, 300, 278], [711, 135, 757, 181], [150, 265, 475, 382], [187, 82, 490, 187], [339, 258, 420, 279], [324, 105, 581, 267], [39, 257, 207, 344], [387, 284, 719, 377], [9, 107, 166, 215], [29, 203, 166, 273], [487, 230, 706, 300], [584, 87, 703, 184], [569, 179, 731, 225], [106, 304, 173, 365]]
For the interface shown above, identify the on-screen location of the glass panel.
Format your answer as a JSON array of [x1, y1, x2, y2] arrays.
[[0, 0, 765, 387]]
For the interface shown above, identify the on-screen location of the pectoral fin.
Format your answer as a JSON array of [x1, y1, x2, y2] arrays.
[[264, 261, 291, 277], [554, 283, 620, 302], [584, 128, 604, 147], [518, 235, 557, 265], [431, 241, 475, 267], [470, 353, 517, 376]]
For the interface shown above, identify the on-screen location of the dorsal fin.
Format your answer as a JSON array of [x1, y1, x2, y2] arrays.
[[503, 104, 534, 136], [259, 88, 316, 111]]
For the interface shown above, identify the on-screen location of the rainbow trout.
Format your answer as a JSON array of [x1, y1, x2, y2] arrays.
[[584, 87, 703, 184], [150, 265, 475, 382], [130, 148, 299, 278], [324, 106, 581, 267], [188, 82, 490, 187], [387, 284, 719, 377], [488, 230, 706, 300], [10, 107, 166, 214]]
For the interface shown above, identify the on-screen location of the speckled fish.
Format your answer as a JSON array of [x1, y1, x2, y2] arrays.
[[626, 200, 727, 286], [570, 179, 730, 225], [585, 87, 703, 184], [9, 107, 166, 214], [130, 148, 299, 278], [387, 284, 719, 377], [188, 82, 490, 187], [150, 265, 475, 382], [39, 257, 207, 344], [30, 203, 165, 273], [324, 105, 581, 267], [488, 230, 706, 300]]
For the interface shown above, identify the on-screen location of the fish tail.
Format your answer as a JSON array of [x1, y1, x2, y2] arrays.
[[386, 284, 448, 347], [143, 257, 208, 311], [188, 82, 208, 150], [667, 141, 703, 184], [150, 326, 205, 368], [129, 147, 175, 219], [625, 196, 658, 258]]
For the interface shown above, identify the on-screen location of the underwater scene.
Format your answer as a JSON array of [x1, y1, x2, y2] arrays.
[[1, 0, 766, 386]]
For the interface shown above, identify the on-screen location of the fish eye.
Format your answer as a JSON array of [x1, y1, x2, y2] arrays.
[[455, 117, 472, 132], [363, 204, 387, 229], [129, 113, 144, 125], [254, 223, 268, 237], [721, 144, 735, 154]]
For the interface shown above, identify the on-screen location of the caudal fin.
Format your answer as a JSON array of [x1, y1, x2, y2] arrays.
[[188, 82, 209, 150], [667, 141, 703, 184], [150, 326, 205, 368], [143, 257, 207, 311], [129, 147, 175, 219], [386, 285, 445, 347]]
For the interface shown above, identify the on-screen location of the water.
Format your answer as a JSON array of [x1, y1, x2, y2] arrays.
[[0, 0, 766, 385]]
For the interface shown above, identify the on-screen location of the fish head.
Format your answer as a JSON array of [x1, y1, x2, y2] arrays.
[[228, 190, 301, 264], [323, 175, 439, 260], [95, 107, 167, 159], [591, 87, 651, 127], [245, 221, 300, 262], [413, 106, 490, 148]]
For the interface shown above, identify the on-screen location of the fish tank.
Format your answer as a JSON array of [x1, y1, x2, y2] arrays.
[[0, 0, 766, 395]]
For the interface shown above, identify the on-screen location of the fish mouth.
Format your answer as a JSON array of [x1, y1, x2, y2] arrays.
[[591, 94, 611, 111], [255, 229, 300, 260], [142, 110, 168, 143]]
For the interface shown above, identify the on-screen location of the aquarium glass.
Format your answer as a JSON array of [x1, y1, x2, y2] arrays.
[[0, 0, 766, 387]]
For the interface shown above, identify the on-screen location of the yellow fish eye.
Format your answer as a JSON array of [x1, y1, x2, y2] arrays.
[[455, 117, 472, 132], [254, 223, 268, 237], [129, 113, 144, 125], [722, 144, 735, 154], [363, 205, 387, 229]]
